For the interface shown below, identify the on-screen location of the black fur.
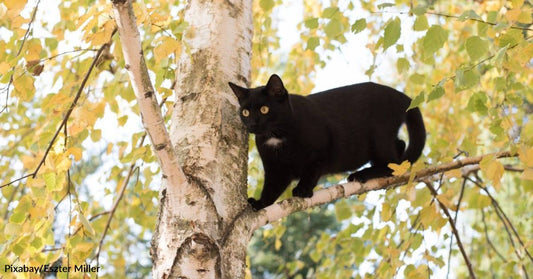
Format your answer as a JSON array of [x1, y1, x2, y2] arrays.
[[229, 74, 425, 210]]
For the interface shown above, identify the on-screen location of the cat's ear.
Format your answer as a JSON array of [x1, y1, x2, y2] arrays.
[[228, 82, 249, 102], [265, 74, 288, 98]]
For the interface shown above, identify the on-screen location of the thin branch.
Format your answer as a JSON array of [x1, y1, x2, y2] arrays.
[[1, 0, 42, 113], [446, 178, 467, 279], [93, 163, 138, 270], [480, 209, 506, 262], [0, 30, 117, 189], [247, 151, 515, 233], [466, 175, 533, 263], [370, 10, 533, 31], [425, 181, 476, 279], [112, 0, 189, 207], [32, 29, 117, 178]]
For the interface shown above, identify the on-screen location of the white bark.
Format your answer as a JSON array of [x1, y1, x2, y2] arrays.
[[111, 0, 187, 209], [159, 0, 253, 278]]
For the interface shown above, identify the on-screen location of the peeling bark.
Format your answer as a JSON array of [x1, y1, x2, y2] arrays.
[[159, 0, 253, 278]]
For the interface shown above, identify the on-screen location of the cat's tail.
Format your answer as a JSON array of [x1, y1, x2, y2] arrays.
[[402, 107, 426, 163]]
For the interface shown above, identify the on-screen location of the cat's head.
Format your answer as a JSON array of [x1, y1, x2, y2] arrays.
[[228, 74, 291, 135]]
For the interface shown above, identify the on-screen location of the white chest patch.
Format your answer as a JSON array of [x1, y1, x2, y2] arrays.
[[265, 137, 284, 147]]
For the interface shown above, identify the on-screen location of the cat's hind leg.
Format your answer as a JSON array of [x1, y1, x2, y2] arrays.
[[348, 138, 402, 183]]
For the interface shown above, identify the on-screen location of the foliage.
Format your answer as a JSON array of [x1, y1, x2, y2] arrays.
[[0, 0, 531, 278]]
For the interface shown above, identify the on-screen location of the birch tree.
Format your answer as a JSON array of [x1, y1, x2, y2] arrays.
[[0, 0, 531, 278]]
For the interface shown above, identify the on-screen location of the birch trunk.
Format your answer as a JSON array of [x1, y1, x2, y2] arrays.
[[152, 0, 253, 278]]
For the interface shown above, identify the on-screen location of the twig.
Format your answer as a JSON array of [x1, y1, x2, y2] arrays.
[[446, 178, 467, 279], [370, 10, 533, 32], [466, 176, 533, 262], [93, 163, 138, 271], [424, 182, 477, 279], [0, 29, 117, 189], [480, 209, 506, 262], [1, 0, 42, 113]]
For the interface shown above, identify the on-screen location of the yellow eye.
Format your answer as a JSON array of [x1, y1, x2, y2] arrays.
[[260, 106, 269, 114], [242, 109, 250, 117]]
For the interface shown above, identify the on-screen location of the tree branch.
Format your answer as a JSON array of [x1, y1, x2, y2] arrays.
[[111, 0, 188, 206], [424, 181, 476, 279], [0, 0, 42, 113], [249, 151, 515, 231], [0, 31, 116, 189]]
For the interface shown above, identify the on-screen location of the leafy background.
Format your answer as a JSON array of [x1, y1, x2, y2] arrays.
[[0, 0, 532, 278]]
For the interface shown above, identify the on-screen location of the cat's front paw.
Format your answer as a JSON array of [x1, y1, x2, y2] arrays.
[[248, 198, 264, 211]]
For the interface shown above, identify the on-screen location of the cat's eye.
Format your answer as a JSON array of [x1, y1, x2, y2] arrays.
[[260, 106, 269, 114], [242, 109, 250, 117]]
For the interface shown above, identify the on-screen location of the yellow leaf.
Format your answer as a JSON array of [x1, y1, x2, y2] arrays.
[[4, 0, 27, 11], [388, 160, 411, 176], [67, 147, 83, 161], [0, 61, 10, 75], [26, 40, 42, 61], [106, 143, 114, 155], [381, 203, 392, 221], [445, 168, 462, 179], [86, 20, 115, 46], [154, 37, 181, 62], [13, 74, 35, 101], [55, 156, 71, 172], [479, 155, 504, 190], [522, 168, 533, 181], [275, 238, 282, 250], [519, 146, 533, 167], [506, 7, 521, 21], [27, 177, 45, 188]]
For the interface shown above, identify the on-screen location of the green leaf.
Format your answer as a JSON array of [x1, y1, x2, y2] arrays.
[[413, 15, 428, 31], [396, 58, 410, 73], [9, 211, 26, 224], [322, 7, 340, 19], [411, 6, 427, 16], [351, 18, 366, 34], [259, 0, 275, 11], [499, 29, 522, 47], [466, 91, 488, 115], [324, 19, 343, 39], [409, 73, 425, 84], [458, 10, 482, 21], [304, 18, 318, 29], [427, 86, 445, 102], [334, 200, 352, 221], [493, 46, 508, 67], [465, 36, 489, 61], [79, 213, 96, 237], [455, 69, 479, 91], [423, 25, 448, 55], [383, 18, 401, 50], [377, 3, 395, 9], [408, 92, 425, 109], [306, 37, 320, 51], [43, 172, 59, 191]]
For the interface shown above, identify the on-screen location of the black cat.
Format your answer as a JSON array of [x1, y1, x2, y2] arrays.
[[229, 74, 425, 210]]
